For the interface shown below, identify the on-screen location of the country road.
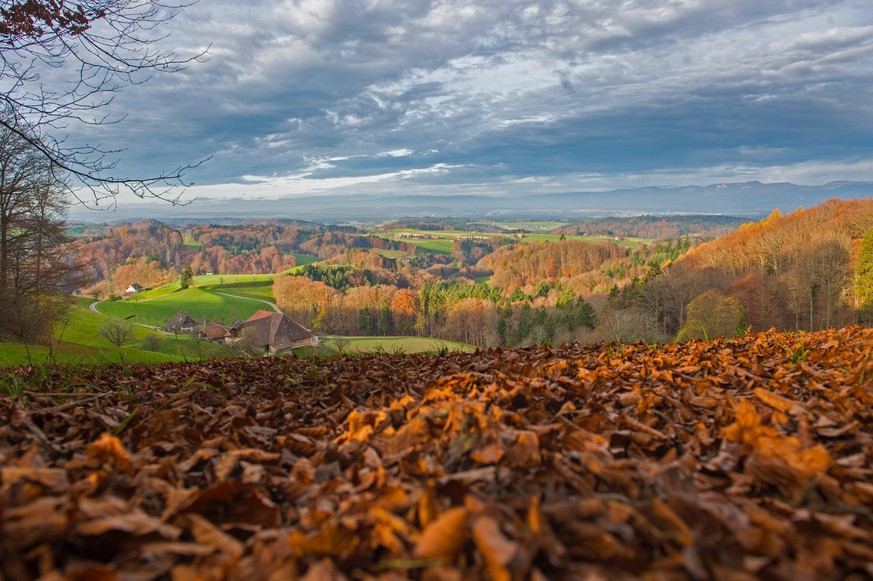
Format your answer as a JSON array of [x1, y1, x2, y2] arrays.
[[214, 292, 281, 313], [89, 290, 281, 331], [89, 301, 173, 334]]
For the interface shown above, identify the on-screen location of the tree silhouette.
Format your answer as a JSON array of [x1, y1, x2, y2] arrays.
[[0, 1, 206, 206]]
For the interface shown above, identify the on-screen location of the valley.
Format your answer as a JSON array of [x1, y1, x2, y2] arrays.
[[3, 201, 870, 366]]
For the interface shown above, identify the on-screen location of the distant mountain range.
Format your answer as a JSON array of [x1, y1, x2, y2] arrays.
[[69, 181, 873, 224]]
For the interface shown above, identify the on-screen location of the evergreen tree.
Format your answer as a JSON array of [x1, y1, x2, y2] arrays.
[[179, 265, 194, 289]]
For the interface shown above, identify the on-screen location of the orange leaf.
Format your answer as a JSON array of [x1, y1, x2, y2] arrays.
[[470, 439, 505, 465], [527, 496, 543, 534], [414, 507, 468, 562], [753, 388, 795, 414], [418, 480, 439, 528], [471, 515, 519, 581], [86, 433, 132, 473], [506, 431, 541, 469]]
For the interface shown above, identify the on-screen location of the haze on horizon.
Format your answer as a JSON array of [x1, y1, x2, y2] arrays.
[[67, 0, 873, 211]]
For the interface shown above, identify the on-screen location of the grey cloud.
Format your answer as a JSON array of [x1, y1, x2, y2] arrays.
[[63, 0, 873, 205]]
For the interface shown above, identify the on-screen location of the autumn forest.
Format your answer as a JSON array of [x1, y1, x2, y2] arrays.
[[70, 198, 873, 350]]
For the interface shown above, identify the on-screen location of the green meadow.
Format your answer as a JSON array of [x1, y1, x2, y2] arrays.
[[0, 299, 222, 366], [96, 287, 272, 327], [0, 271, 478, 367], [380, 228, 651, 254], [291, 253, 322, 267], [521, 233, 651, 249]]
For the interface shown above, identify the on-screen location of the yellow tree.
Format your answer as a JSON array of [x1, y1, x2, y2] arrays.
[[676, 290, 746, 342]]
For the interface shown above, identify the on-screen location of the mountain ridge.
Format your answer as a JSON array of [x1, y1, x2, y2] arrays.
[[68, 181, 873, 223]]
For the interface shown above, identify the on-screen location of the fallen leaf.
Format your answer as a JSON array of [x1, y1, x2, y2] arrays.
[[413, 507, 468, 562]]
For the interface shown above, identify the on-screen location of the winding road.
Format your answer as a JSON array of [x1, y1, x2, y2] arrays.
[[88, 291, 281, 332], [89, 301, 173, 334], [214, 292, 281, 313]]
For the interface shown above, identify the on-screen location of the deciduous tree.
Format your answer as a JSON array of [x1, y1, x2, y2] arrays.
[[0, 125, 79, 348], [676, 290, 746, 342], [855, 227, 873, 321]]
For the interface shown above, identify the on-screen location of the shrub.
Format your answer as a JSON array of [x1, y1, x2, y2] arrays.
[[677, 290, 746, 342], [141, 335, 163, 352]]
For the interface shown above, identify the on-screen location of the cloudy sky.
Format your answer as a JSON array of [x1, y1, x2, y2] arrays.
[[75, 0, 873, 206]]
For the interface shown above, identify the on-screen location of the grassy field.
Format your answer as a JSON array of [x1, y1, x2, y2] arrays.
[[291, 253, 322, 267], [193, 274, 276, 301], [96, 287, 272, 327], [321, 336, 475, 354], [521, 233, 651, 249], [399, 238, 455, 254], [182, 233, 203, 251], [0, 272, 476, 367], [0, 300, 220, 366], [380, 228, 651, 254], [193, 273, 275, 286]]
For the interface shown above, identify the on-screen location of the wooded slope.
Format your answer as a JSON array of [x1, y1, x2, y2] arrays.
[[2, 327, 871, 579]]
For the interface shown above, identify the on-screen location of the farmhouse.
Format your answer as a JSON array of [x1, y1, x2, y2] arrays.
[[164, 312, 197, 334], [197, 323, 236, 344], [125, 283, 143, 295], [239, 310, 315, 354]]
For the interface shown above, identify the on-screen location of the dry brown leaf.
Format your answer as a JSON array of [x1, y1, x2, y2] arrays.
[[471, 515, 521, 581], [76, 510, 182, 539], [1, 327, 871, 579], [185, 513, 244, 558], [413, 507, 468, 562]]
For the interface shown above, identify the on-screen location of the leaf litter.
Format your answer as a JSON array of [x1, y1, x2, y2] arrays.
[[1, 327, 872, 580]]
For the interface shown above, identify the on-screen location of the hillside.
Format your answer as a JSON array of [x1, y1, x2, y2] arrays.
[[1, 327, 871, 579], [56, 200, 873, 355]]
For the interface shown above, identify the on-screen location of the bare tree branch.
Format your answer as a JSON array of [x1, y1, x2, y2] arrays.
[[0, 1, 208, 207]]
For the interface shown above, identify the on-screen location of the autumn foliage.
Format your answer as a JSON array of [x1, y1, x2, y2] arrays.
[[1, 327, 871, 579]]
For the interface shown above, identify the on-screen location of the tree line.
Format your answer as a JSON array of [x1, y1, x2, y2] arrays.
[[274, 200, 872, 347]]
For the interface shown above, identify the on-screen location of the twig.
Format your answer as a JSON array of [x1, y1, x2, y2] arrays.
[[39, 392, 114, 413]]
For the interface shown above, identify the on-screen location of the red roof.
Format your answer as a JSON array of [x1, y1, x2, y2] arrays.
[[246, 310, 275, 322], [240, 311, 313, 352]]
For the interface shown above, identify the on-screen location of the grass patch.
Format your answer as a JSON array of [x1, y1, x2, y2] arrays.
[[95, 287, 267, 327], [290, 253, 322, 267], [521, 233, 651, 249], [182, 233, 203, 250], [211, 281, 275, 302], [322, 336, 475, 354], [131, 283, 182, 301], [0, 337, 192, 367], [387, 238, 454, 254], [193, 273, 275, 287], [380, 228, 651, 253], [193, 274, 277, 302]]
